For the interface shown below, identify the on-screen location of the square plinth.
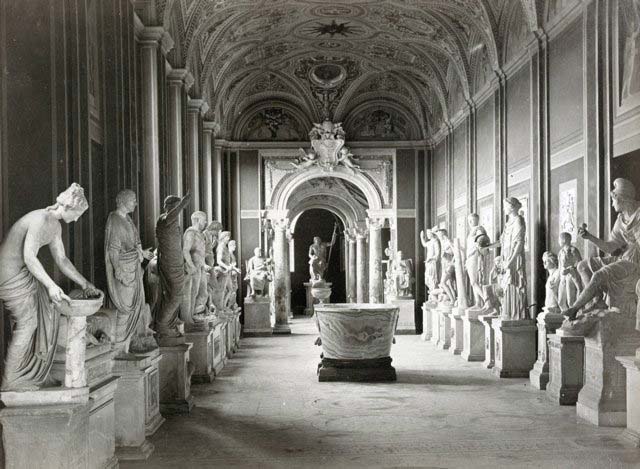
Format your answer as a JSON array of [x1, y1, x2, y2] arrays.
[[244, 297, 273, 336], [185, 328, 215, 384], [421, 301, 437, 341], [546, 330, 585, 405], [479, 315, 496, 369], [158, 343, 195, 415], [317, 357, 396, 382], [462, 307, 485, 362], [616, 355, 640, 446], [530, 310, 565, 390], [492, 318, 536, 378], [391, 298, 416, 334]]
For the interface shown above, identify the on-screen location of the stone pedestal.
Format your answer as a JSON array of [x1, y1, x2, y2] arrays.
[[492, 318, 536, 378], [112, 348, 164, 459], [462, 307, 485, 362], [530, 309, 565, 390], [430, 302, 440, 345], [185, 328, 215, 384], [546, 330, 585, 405], [244, 296, 272, 336], [211, 319, 227, 375], [0, 388, 92, 469], [224, 316, 235, 357], [420, 301, 436, 341], [436, 303, 452, 350], [576, 316, 640, 426], [449, 307, 464, 355], [304, 281, 332, 316], [480, 315, 496, 368], [391, 298, 416, 334], [616, 353, 640, 446], [158, 341, 194, 415]]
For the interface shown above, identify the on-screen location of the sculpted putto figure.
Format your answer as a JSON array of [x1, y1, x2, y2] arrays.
[[420, 228, 441, 294], [153, 193, 191, 338], [0, 183, 101, 391], [245, 247, 272, 298], [180, 211, 212, 328], [557, 231, 583, 310], [308, 232, 337, 283], [105, 189, 156, 355], [564, 178, 640, 320]]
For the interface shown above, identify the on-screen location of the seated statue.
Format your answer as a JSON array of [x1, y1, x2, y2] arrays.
[[308, 232, 337, 283], [0, 183, 101, 391], [564, 178, 640, 320], [542, 251, 560, 313], [105, 189, 156, 355], [392, 251, 414, 298], [245, 247, 272, 298]]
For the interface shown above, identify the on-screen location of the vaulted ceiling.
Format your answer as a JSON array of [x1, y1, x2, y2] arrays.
[[157, 0, 548, 142]]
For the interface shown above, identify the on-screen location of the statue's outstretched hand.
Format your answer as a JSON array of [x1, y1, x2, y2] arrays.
[[83, 283, 102, 299], [577, 223, 589, 240], [48, 285, 71, 305]]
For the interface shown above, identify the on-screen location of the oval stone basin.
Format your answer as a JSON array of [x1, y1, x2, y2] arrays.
[[55, 291, 104, 317], [315, 303, 399, 360]]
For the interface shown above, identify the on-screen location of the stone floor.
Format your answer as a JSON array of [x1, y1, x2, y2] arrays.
[[122, 317, 640, 468]]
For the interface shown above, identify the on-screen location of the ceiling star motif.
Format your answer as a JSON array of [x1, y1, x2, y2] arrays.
[[301, 20, 365, 38]]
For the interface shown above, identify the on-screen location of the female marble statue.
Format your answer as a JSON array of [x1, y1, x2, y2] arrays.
[[0, 183, 101, 391], [465, 214, 488, 307], [105, 189, 155, 355], [180, 211, 211, 328], [153, 192, 191, 338], [557, 231, 583, 311], [436, 229, 457, 303], [214, 231, 234, 312], [245, 247, 272, 298], [226, 240, 242, 311], [542, 251, 560, 313], [420, 228, 441, 294], [392, 251, 414, 298], [483, 197, 529, 320]]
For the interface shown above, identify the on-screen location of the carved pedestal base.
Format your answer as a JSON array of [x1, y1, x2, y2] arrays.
[[391, 298, 416, 334], [530, 309, 565, 390], [430, 303, 440, 345], [244, 297, 273, 336], [158, 342, 194, 415], [185, 328, 215, 384], [449, 306, 464, 355], [224, 317, 235, 357], [576, 316, 640, 427], [436, 303, 452, 350], [546, 330, 585, 405], [479, 315, 496, 368], [233, 312, 242, 350], [492, 319, 536, 378], [317, 357, 396, 382], [113, 348, 163, 459], [0, 388, 91, 469], [421, 301, 437, 341], [462, 307, 485, 362], [615, 353, 640, 446], [211, 319, 227, 375]]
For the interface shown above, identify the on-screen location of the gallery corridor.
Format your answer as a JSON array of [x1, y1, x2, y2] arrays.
[[122, 318, 640, 469]]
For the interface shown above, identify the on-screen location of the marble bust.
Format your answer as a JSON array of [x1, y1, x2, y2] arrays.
[[105, 189, 156, 355], [0, 183, 101, 391], [245, 247, 272, 298]]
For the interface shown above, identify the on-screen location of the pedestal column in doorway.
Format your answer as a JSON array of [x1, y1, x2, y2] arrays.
[[367, 217, 384, 303], [272, 218, 291, 334], [356, 228, 368, 303], [346, 229, 357, 302]]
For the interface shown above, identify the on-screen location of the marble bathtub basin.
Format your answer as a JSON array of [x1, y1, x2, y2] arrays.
[[315, 303, 399, 360]]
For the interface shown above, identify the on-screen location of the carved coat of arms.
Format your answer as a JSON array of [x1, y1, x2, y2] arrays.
[[292, 120, 361, 174]]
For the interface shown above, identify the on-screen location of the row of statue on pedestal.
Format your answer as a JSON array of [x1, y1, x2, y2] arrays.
[[0, 185, 245, 392], [421, 178, 640, 333]]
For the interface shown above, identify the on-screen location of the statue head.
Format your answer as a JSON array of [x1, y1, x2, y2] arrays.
[[467, 213, 479, 227], [425, 229, 434, 239], [116, 189, 137, 214], [610, 178, 637, 213], [254, 247, 261, 257], [229, 240, 236, 252], [48, 183, 89, 223], [559, 231, 572, 247], [542, 251, 558, 271], [163, 195, 181, 212], [436, 228, 449, 240], [313, 236, 321, 244], [191, 211, 207, 230], [219, 230, 231, 245], [503, 197, 522, 215], [396, 250, 403, 260]]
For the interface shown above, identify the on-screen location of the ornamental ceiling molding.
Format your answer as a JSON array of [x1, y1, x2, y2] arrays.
[[341, 99, 424, 141]]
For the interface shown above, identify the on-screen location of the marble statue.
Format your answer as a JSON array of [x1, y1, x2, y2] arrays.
[[564, 178, 640, 320], [308, 231, 337, 283], [245, 247, 272, 298], [215, 231, 240, 313], [226, 240, 242, 311], [420, 228, 441, 294], [336, 147, 361, 173], [105, 189, 156, 355], [391, 251, 414, 299], [292, 148, 318, 170], [153, 192, 191, 338], [436, 229, 457, 303], [482, 197, 529, 320], [557, 231, 583, 311], [204, 221, 223, 268], [180, 211, 212, 327], [465, 214, 489, 307], [0, 183, 101, 391], [542, 251, 560, 313], [480, 256, 504, 316]]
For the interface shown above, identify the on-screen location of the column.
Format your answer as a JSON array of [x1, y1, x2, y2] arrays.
[[202, 121, 219, 220], [213, 143, 224, 221], [356, 228, 368, 303], [493, 70, 507, 237], [272, 217, 291, 334], [187, 99, 208, 212], [138, 27, 173, 245], [346, 230, 357, 302], [166, 69, 193, 196], [285, 231, 293, 318], [367, 217, 384, 303]]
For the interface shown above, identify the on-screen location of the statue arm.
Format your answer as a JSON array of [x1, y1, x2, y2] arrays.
[[47, 232, 92, 290], [579, 223, 624, 254], [182, 231, 197, 273], [167, 193, 191, 220], [420, 230, 427, 247]]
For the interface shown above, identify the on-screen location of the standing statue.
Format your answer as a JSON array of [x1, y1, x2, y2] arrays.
[[542, 251, 561, 313], [215, 231, 237, 313], [465, 214, 488, 307], [153, 193, 191, 338], [245, 247, 272, 298], [557, 231, 583, 311], [420, 228, 441, 294], [226, 240, 242, 311], [0, 183, 101, 391], [482, 197, 529, 320], [308, 231, 337, 283], [436, 229, 457, 303], [564, 178, 640, 320], [105, 189, 156, 355], [392, 251, 414, 298], [204, 221, 223, 269], [180, 211, 211, 328]]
